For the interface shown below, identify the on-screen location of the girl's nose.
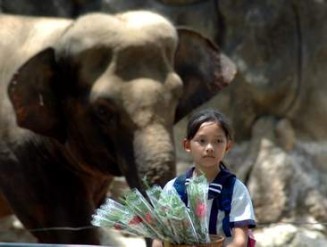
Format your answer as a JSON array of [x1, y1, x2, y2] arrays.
[[206, 143, 214, 152]]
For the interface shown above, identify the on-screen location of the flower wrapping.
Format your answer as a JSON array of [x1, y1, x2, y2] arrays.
[[153, 188, 198, 244], [91, 198, 154, 238], [186, 174, 210, 243], [146, 185, 176, 242], [123, 188, 166, 240], [92, 173, 214, 245]]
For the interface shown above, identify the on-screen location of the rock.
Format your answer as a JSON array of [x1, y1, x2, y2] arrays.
[[255, 224, 327, 247]]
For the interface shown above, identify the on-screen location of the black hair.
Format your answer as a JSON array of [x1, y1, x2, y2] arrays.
[[186, 108, 234, 141]]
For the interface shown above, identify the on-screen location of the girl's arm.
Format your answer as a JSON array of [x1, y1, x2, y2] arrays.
[[152, 239, 163, 247], [226, 226, 248, 247]]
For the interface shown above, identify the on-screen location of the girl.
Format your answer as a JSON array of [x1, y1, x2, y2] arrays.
[[152, 108, 256, 247]]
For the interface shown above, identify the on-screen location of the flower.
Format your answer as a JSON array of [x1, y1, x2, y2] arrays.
[[145, 212, 153, 224], [129, 215, 142, 225], [195, 202, 207, 218]]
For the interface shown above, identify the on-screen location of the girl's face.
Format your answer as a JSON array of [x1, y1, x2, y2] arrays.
[[183, 121, 232, 171]]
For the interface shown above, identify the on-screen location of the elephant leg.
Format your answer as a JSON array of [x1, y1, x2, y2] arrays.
[[0, 192, 12, 218]]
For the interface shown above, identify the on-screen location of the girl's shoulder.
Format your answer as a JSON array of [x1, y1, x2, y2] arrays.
[[233, 178, 253, 200], [163, 177, 177, 191], [234, 178, 247, 189]]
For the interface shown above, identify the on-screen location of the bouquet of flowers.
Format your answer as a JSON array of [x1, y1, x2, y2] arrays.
[[123, 188, 167, 240], [186, 174, 210, 243], [91, 198, 155, 238], [147, 185, 199, 244], [91, 173, 215, 245]]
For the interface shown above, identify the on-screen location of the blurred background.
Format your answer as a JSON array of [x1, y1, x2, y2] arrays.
[[1, 0, 327, 246]]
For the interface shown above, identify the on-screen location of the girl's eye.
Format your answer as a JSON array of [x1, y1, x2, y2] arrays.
[[199, 139, 206, 144], [194, 138, 205, 144]]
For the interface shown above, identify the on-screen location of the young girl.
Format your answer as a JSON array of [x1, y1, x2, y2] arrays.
[[152, 108, 256, 247]]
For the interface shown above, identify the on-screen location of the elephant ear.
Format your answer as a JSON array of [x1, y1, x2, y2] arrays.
[[8, 48, 66, 142], [174, 28, 236, 122]]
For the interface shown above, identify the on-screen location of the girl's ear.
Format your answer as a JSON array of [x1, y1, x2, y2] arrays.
[[225, 140, 233, 153], [183, 138, 191, 152]]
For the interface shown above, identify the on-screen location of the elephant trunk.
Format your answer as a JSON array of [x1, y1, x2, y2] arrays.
[[133, 124, 176, 188]]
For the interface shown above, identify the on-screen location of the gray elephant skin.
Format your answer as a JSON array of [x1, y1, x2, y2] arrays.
[[0, 11, 235, 244]]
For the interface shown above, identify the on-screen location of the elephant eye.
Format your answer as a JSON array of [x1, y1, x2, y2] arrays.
[[94, 104, 117, 125]]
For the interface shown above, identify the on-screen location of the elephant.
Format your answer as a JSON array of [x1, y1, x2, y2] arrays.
[[0, 11, 236, 244]]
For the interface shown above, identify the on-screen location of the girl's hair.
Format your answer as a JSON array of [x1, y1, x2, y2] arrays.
[[186, 108, 234, 141]]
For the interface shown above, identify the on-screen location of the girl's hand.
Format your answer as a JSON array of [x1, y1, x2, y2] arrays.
[[152, 239, 163, 247], [226, 227, 248, 247]]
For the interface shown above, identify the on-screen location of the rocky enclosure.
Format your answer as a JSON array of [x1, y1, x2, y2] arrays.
[[1, 1, 327, 246]]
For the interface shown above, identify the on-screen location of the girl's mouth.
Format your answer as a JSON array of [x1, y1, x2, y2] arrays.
[[203, 155, 215, 158]]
